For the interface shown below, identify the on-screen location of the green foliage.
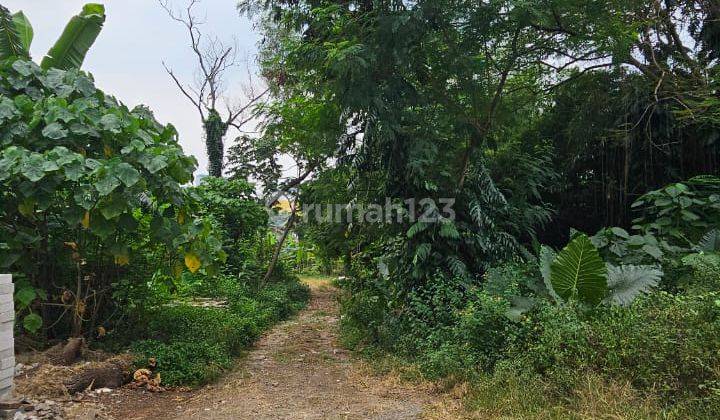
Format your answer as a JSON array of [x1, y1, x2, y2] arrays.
[[698, 229, 720, 252], [604, 264, 662, 307], [12, 277, 46, 333], [131, 340, 231, 387], [0, 59, 226, 337], [203, 109, 228, 178], [40, 4, 105, 70], [511, 292, 720, 406], [540, 234, 663, 307], [0, 5, 28, 60], [243, 0, 720, 414], [549, 234, 607, 305], [591, 227, 670, 265], [122, 278, 309, 387], [11, 12, 32, 53], [680, 252, 720, 294], [632, 176, 720, 246], [1, 3, 104, 70]]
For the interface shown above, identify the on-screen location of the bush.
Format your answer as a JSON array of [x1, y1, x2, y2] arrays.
[[588, 292, 720, 401], [508, 291, 720, 407], [123, 278, 310, 387], [132, 340, 232, 387], [339, 252, 720, 414], [138, 305, 257, 355]]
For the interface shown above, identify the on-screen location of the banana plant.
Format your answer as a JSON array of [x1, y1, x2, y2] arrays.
[[0, 3, 105, 70]]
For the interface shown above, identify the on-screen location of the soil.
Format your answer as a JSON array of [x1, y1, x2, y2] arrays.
[[64, 277, 461, 419]]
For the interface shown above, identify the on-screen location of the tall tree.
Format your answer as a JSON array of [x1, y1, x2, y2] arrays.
[[160, 0, 269, 177]]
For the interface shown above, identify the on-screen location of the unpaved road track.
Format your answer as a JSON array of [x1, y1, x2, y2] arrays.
[[88, 278, 455, 420]]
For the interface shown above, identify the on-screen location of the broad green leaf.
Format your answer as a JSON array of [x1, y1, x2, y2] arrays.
[[12, 11, 33, 52], [627, 235, 645, 246], [61, 205, 85, 226], [142, 156, 168, 174], [23, 313, 43, 333], [15, 286, 36, 307], [0, 97, 18, 121], [100, 114, 122, 132], [89, 214, 115, 239], [17, 199, 35, 218], [22, 155, 46, 181], [0, 5, 27, 59], [113, 162, 140, 187], [95, 173, 120, 196], [550, 234, 607, 305], [539, 245, 561, 302], [605, 264, 662, 306], [64, 161, 85, 181], [641, 244, 663, 260], [610, 227, 629, 239], [99, 194, 127, 219], [40, 3, 106, 70], [42, 122, 68, 139], [42, 160, 59, 172]]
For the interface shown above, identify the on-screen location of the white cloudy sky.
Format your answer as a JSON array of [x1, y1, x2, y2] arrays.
[[3, 0, 261, 177]]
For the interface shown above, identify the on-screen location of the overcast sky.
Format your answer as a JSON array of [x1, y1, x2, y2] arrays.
[[3, 0, 261, 177]]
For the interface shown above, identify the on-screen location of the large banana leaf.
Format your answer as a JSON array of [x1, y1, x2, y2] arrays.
[[40, 4, 105, 70], [550, 234, 607, 305], [0, 5, 27, 59], [12, 11, 33, 52]]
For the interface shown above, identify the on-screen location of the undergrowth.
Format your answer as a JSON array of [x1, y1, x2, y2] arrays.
[[109, 275, 310, 386], [340, 254, 720, 418]]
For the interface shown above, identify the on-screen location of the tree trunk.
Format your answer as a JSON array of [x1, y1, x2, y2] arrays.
[[262, 202, 298, 285]]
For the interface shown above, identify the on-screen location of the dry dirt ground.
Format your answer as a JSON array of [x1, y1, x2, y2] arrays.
[[72, 277, 461, 420]]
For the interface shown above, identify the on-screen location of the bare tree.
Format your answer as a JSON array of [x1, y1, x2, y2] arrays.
[[159, 0, 270, 177]]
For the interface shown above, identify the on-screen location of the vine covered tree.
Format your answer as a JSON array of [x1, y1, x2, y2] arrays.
[[160, 0, 269, 177]]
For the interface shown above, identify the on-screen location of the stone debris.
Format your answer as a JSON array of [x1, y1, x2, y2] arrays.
[[2, 399, 65, 420]]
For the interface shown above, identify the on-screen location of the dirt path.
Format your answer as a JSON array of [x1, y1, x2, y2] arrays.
[[90, 277, 452, 420]]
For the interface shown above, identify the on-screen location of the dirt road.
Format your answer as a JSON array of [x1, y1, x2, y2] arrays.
[[92, 277, 454, 420]]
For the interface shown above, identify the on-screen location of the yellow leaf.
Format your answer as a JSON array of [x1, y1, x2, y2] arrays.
[[82, 212, 90, 229], [184, 253, 201, 273], [177, 210, 185, 225], [103, 145, 113, 157], [114, 254, 130, 266], [18, 200, 34, 218]]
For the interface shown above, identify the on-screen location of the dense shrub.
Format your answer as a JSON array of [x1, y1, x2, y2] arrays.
[[339, 252, 720, 414], [0, 59, 225, 337], [123, 279, 309, 386], [131, 340, 232, 387]]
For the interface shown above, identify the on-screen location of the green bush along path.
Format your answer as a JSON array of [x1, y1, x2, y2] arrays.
[[97, 276, 450, 420]]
